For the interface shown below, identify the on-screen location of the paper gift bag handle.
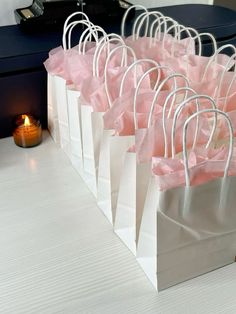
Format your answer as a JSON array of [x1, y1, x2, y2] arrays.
[[104, 45, 136, 108], [149, 16, 176, 47], [78, 25, 107, 55], [166, 25, 199, 57], [133, 65, 172, 130], [202, 44, 236, 82], [121, 5, 148, 37], [173, 26, 199, 54], [162, 87, 199, 157], [183, 109, 234, 187], [148, 73, 189, 128], [214, 53, 236, 105], [176, 30, 217, 55], [69, 23, 100, 51], [171, 94, 217, 159], [154, 17, 178, 43], [150, 16, 175, 39], [192, 32, 217, 57], [119, 58, 160, 97], [161, 22, 182, 51], [63, 12, 90, 34], [133, 11, 165, 41], [62, 20, 96, 50], [93, 34, 126, 77], [176, 26, 199, 42], [223, 72, 236, 112]]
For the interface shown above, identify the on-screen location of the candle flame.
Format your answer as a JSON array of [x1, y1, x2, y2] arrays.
[[23, 115, 30, 126]]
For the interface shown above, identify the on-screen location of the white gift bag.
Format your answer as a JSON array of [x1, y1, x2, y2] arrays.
[[54, 18, 95, 158], [121, 4, 148, 38], [80, 40, 132, 197], [96, 45, 144, 224], [114, 60, 163, 254], [115, 69, 190, 254], [47, 73, 60, 143], [97, 130, 135, 224], [80, 106, 104, 197], [66, 24, 107, 177], [46, 12, 90, 143], [137, 108, 236, 291]]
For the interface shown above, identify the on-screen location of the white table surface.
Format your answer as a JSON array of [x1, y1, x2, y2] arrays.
[[1, 131, 236, 314]]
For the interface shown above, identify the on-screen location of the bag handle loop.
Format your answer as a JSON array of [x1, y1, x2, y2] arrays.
[[93, 34, 126, 77], [192, 32, 217, 57], [154, 17, 178, 42], [172, 95, 217, 159], [63, 11, 90, 33], [173, 26, 199, 54], [183, 109, 234, 187], [133, 65, 170, 130], [78, 25, 107, 55], [149, 16, 174, 47], [176, 26, 199, 42], [148, 73, 189, 128], [202, 44, 236, 82], [121, 5, 148, 37], [166, 25, 198, 57], [62, 20, 96, 50], [119, 58, 160, 97], [104, 45, 136, 108], [214, 53, 236, 104], [133, 11, 165, 40], [223, 73, 236, 112], [162, 87, 198, 158]]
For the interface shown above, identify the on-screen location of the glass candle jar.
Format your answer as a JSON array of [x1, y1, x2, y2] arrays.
[[13, 114, 42, 148]]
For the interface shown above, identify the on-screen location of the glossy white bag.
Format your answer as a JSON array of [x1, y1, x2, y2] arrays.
[[137, 109, 236, 291]]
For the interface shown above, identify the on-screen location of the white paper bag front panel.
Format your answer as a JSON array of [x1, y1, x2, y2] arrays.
[[137, 175, 236, 291], [80, 105, 104, 197], [136, 162, 152, 243], [54, 76, 71, 157], [115, 157, 152, 255], [97, 133, 134, 225], [114, 152, 136, 254], [67, 88, 83, 176]]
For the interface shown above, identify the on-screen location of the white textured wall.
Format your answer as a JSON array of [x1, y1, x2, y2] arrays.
[[130, 0, 213, 7], [0, 0, 32, 26], [0, 0, 213, 27]]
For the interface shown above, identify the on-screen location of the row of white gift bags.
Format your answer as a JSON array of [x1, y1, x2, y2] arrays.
[[114, 67, 191, 254], [96, 45, 140, 223], [136, 100, 236, 291], [80, 36, 130, 197], [66, 23, 107, 176]]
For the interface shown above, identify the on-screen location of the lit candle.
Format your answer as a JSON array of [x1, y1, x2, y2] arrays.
[[13, 114, 42, 148]]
